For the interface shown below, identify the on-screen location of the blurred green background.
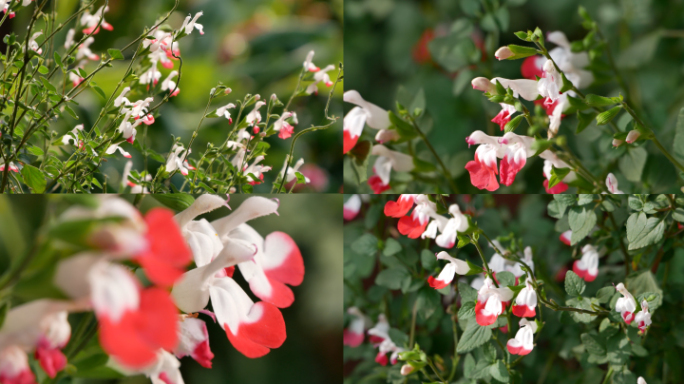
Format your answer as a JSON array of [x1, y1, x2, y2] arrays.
[[4, 0, 343, 192], [343, 0, 684, 193], [0, 193, 343, 383]]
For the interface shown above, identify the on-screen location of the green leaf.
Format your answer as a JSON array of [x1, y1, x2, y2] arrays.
[[416, 287, 441, 319], [565, 270, 586, 296], [496, 271, 515, 288], [504, 115, 524, 133], [504, 44, 538, 60], [0, 302, 8, 329], [577, 194, 594, 205], [548, 166, 571, 189], [673, 107, 684, 165], [456, 320, 492, 354], [27, 146, 45, 156], [351, 233, 379, 256], [568, 206, 596, 245], [581, 333, 606, 356], [107, 48, 124, 60], [627, 271, 663, 310], [383, 238, 402, 256], [421, 249, 437, 270], [151, 194, 195, 211], [625, 212, 665, 250], [376, 268, 411, 290], [576, 111, 597, 134], [20, 164, 46, 193], [38, 65, 49, 74], [672, 207, 684, 222], [388, 110, 417, 140], [596, 286, 614, 304], [91, 84, 107, 100], [619, 147, 647, 183], [458, 301, 476, 319], [566, 297, 597, 323], [458, 281, 478, 302], [463, 353, 476, 378], [489, 360, 509, 382], [596, 106, 622, 125]]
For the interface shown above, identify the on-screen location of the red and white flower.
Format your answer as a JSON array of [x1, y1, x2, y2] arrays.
[[559, 230, 572, 246], [181, 12, 205, 36], [475, 277, 513, 326], [161, 71, 180, 97], [634, 300, 652, 333], [0, 346, 35, 384], [521, 31, 593, 89], [368, 144, 414, 193], [539, 150, 575, 194], [506, 318, 537, 356], [344, 194, 363, 221], [367, 314, 390, 346], [512, 278, 537, 318], [491, 103, 517, 131], [175, 317, 214, 368], [246, 101, 266, 126], [76, 37, 99, 61], [343, 307, 366, 348], [615, 283, 637, 325], [606, 173, 624, 194], [572, 244, 599, 282], [305, 64, 336, 95], [343, 91, 391, 154], [465, 131, 536, 191], [427, 251, 470, 289], [302, 50, 320, 72], [216, 103, 236, 123], [273, 112, 296, 139], [472, 77, 539, 101], [81, 6, 113, 35]]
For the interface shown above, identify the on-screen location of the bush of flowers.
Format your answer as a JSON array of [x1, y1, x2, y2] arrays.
[[343, 0, 684, 194], [0, 0, 341, 194], [0, 194, 305, 384], [343, 193, 684, 384]]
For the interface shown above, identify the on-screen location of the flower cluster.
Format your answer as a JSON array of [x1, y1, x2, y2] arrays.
[[0, 195, 304, 384]]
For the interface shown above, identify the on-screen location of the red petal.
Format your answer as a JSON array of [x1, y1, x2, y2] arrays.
[[35, 348, 67, 378], [250, 276, 295, 308], [225, 324, 271, 358], [0, 369, 36, 384], [543, 179, 569, 194], [263, 232, 304, 286], [139, 208, 192, 287], [136, 288, 179, 351], [475, 300, 498, 326], [192, 340, 214, 368], [511, 304, 536, 318], [343, 130, 359, 154], [499, 156, 526, 187], [428, 276, 448, 290], [507, 342, 522, 355], [343, 330, 364, 347], [521, 56, 543, 80], [237, 302, 286, 349], [375, 351, 389, 366], [572, 260, 587, 280], [466, 159, 499, 191], [384, 197, 414, 218], [368, 175, 390, 194], [224, 266, 235, 278], [397, 216, 428, 239]]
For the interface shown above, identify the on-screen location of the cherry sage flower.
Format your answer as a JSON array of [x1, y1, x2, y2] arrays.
[[106, 143, 132, 158], [638, 377, 647, 384], [384, 194, 419, 218], [475, 276, 514, 326], [0, 346, 34, 384], [280, 157, 310, 185], [0, 162, 19, 173], [367, 315, 390, 346], [343, 90, 391, 154], [76, 37, 99, 61], [506, 318, 537, 356], [344, 195, 363, 221], [634, 300, 652, 333], [539, 150, 575, 193], [559, 230, 572, 246], [465, 131, 536, 191], [28, 32, 42, 54], [512, 278, 537, 318], [573, 244, 599, 282], [491, 103, 517, 131], [606, 173, 624, 194], [368, 144, 414, 194], [246, 101, 266, 126], [343, 307, 366, 347], [161, 71, 180, 97], [165, 144, 191, 176], [302, 50, 320, 72], [471, 77, 539, 101], [305, 64, 335, 95], [273, 111, 296, 139], [427, 251, 470, 289], [521, 31, 593, 89], [181, 12, 205, 35], [61, 124, 84, 147], [175, 317, 214, 368], [615, 283, 637, 325], [216, 103, 235, 123], [81, 6, 113, 34]]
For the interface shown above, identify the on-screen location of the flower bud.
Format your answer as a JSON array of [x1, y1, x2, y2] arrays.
[[612, 138, 624, 147], [254, 94, 261, 100], [471, 77, 495, 93], [400, 364, 414, 376], [494, 47, 513, 60], [271, 93, 277, 101], [225, 88, 232, 94], [626, 129, 640, 143]]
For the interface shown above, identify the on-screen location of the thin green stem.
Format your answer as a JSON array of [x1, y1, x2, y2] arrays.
[[408, 116, 460, 193], [469, 234, 498, 288]]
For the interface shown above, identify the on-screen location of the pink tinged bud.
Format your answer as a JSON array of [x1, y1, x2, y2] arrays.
[[495, 47, 513, 60], [225, 88, 232, 94], [626, 130, 641, 143], [612, 138, 624, 147], [400, 365, 414, 376], [471, 77, 495, 93]]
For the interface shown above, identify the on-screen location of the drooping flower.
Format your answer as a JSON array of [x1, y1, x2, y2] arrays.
[[174, 317, 214, 368], [161, 71, 180, 97], [344, 195, 362, 221], [475, 277, 513, 326], [573, 244, 599, 282], [0, 346, 35, 384], [343, 307, 366, 348], [305, 65, 336, 95], [246, 101, 266, 126], [427, 251, 470, 289], [273, 112, 296, 139], [367, 314, 390, 346], [506, 318, 537, 356], [537, 60, 562, 102], [615, 283, 637, 325], [216, 103, 235, 123], [368, 144, 414, 193], [634, 300, 652, 333], [491, 103, 517, 131], [343, 91, 391, 154], [243, 156, 272, 186], [512, 278, 537, 318], [606, 173, 624, 194], [302, 50, 320, 72], [181, 12, 204, 35], [539, 150, 575, 193], [165, 144, 191, 176], [559, 230, 572, 246], [375, 338, 404, 366]]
